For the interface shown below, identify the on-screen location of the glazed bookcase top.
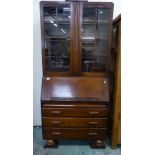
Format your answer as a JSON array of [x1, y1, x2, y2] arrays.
[[40, 1, 113, 76]]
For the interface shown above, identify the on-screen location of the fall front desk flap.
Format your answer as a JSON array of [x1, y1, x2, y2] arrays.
[[41, 77, 109, 102]]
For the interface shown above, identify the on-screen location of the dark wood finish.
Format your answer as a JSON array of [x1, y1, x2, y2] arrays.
[[42, 117, 109, 127], [42, 102, 109, 107], [40, 3, 46, 75], [44, 139, 58, 148], [110, 14, 121, 149], [41, 77, 109, 102], [43, 128, 107, 140], [41, 76, 110, 147], [42, 108, 110, 117], [40, 1, 114, 148], [90, 140, 105, 149], [40, 1, 73, 76], [71, 2, 82, 75], [81, 72, 107, 77], [40, 1, 114, 76], [81, 2, 113, 73]]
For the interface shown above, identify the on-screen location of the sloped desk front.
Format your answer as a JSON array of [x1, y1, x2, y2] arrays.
[[41, 77, 110, 148]]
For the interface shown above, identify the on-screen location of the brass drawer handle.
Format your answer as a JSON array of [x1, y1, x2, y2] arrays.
[[51, 121, 62, 124], [51, 111, 61, 114], [88, 132, 98, 136], [52, 132, 61, 135], [89, 111, 99, 115], [88, 121, 99, 125]]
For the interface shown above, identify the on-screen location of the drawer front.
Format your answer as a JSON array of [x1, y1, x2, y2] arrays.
[[42, 127, 107, 140], [42, 117, 109, 127], [42, 108, 109, 117]]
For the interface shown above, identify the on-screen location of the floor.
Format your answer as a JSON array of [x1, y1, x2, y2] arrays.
[[33, 127, 121, 155]]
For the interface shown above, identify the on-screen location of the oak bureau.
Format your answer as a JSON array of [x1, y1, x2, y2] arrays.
[[40, 0, 113, 148]]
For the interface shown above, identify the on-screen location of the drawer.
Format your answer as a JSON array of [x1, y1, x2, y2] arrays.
[[42, 117, 109, 127], [42, 127, 107, 140], [42, 108, 109, 117]]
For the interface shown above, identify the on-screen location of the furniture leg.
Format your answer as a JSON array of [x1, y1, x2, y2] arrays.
[[44, 140, 58, 148], [90, 140, 106, 149]]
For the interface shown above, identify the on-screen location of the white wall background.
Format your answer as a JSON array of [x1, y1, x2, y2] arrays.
[[33, 0, 121, 126]]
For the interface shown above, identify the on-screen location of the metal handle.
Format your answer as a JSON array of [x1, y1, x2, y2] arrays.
[[51, 111, 61, 114], [52, 132, 61, 135], [51, 121, 62, 124], [88, 121, 99, 125], [89, 111, 99, 115], [88, 132, 98, 136]]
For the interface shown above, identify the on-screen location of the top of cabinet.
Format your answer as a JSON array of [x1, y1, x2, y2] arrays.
[[40, 1, 114, 7]]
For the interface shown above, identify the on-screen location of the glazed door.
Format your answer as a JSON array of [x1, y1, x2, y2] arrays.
[[80, 3, 113, 74], [41, 2, 73, 75], [40, 2, 113, 76]]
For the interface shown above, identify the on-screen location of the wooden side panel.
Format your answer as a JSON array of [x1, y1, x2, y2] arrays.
[[117, 121, 121, 144], [111, 15, 121, 149]]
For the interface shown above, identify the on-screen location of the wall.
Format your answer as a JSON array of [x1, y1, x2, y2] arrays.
[[33, 0, 121, 126], [33, 0, 42, 126]]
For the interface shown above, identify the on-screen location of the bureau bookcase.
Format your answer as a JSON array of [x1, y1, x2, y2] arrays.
[[40, 0, 113, 148]]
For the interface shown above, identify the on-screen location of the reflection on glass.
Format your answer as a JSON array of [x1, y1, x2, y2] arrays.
[[83, 8, 96, 22], [82, 7, 110, 72], [43, 5, 71, 72], [98, 8, 110, 22], [98, 24, 109, 39], [82, 25, 96, 38], [58, 24, 70, 37], [57, 7, 70, 22]]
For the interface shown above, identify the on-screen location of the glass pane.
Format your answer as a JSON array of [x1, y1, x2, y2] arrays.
[[98, 8, 110, 22], [44, 7, 57, 21], [43, 4, 71, 72], [45, 38, 70, 71], [82, 7, 110, 72], [44, 23, 58, 37], [57, 6, 71, 22], [83, 8, 96, 22], [98, 24, 109, 39], [82, 24, 96, 38], [57, 24, 70, 38]]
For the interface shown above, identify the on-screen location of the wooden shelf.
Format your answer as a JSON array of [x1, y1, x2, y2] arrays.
[[46, 56, 70, 58], [82, 21, 109, 24], [82, 37, 108, 40], [45, 36, 70, 39], [44, 21, 70, 24]]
